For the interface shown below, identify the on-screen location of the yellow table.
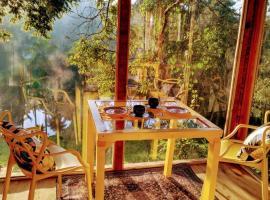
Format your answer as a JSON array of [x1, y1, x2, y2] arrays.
[[86, 100, 222, 200]]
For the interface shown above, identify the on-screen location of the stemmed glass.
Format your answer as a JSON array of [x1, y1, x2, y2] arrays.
[[126, 84, 138, 109]]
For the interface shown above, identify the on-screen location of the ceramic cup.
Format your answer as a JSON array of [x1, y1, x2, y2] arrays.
[[148, 97, 159, 109], [133, 105, 145, 117]]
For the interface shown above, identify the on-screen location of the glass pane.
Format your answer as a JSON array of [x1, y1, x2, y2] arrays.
[[251, 3, 270, 126], [0, 0, 117, 177], [127, 0, 242, 162]]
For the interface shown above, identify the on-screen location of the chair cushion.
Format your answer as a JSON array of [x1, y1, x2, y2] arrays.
[[237, 123, 270, 161], [47, 145, 81, 170], [0, 121, 56, 173]]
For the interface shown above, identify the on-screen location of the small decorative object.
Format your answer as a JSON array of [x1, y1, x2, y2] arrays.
[[148, 97, 159, 109], [165, 106, 191, 118], [104, 107, 127, 117], [166, 106, 189, 114], [133, 105, 145, 117]]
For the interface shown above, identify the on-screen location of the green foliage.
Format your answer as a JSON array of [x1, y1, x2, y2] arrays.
[[125, 141, 151, 163], [69, 36, 116, 96], [68, 1, 117, 96], [0, 138, 9, 167], [0, 28, 11, 42], [139, 0, 158, 12], [158, 138, 208, 160], [0, 0, 78, 40], [252, 18, 270, 118]]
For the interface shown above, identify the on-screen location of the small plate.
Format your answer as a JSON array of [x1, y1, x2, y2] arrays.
[[166, 106, 189, 114], [129, 112, 150, 118], [104, 107, 127, 115]]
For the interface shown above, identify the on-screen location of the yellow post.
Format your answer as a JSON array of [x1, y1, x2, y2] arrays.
[[73, 113, 78, 145], [82, 92, 92, 162], [150, 118, 160, 160], [133, 120, 138, 129], [261, 155, 268, 200], [75, 85, 82, 143], [56, 118, 60, 146], [163, 119, 176, 177]]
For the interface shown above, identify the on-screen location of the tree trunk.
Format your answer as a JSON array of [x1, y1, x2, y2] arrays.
[[157, 0, 181, 79], [183, 0, 196, 104], [145, 11, 152, 52], [157, 4, 166, 79], [177, 13, 182, 41]]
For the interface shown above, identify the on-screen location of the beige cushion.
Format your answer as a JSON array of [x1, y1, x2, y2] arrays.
[[237, 124, 270, 161], [48, 145, 81, 170]]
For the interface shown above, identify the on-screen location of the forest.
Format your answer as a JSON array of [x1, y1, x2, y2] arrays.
[[0, 0, 269, 175]]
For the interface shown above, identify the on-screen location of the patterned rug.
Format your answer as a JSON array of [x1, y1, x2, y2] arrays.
[[59, 164, 204, 200]]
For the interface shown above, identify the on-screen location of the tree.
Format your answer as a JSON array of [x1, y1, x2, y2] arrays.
[[252, 16, 270, 120], [69, 35, 116, 96], [68, 0, 117, 96], [0, 0, 78, 41]]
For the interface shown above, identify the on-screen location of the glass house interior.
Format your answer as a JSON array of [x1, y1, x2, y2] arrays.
[[0, 0, 269, 199]]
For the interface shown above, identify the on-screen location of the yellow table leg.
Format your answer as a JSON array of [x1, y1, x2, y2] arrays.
[[164, 119, 177, 177], [96, 142, 107, 200], [163, 138, 175, 177], [151, 118, 160, 160], [200, 138, 220, 200]]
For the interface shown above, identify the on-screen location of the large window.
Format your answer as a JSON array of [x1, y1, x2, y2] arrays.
[[0, 0, 243, 177], [126, 0, 242, 162], [250, 4, 270, 125]]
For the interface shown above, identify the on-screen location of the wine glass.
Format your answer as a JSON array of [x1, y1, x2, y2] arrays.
[[127, 84, 138, 107]]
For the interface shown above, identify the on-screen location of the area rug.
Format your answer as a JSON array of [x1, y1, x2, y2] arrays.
[[59, 164, 204, 200]]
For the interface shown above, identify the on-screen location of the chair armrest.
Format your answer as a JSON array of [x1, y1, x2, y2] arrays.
[[28, 96, 53, 114], [0, 110, 14, 123], [50, 89, 74, 106], [223, 124, 258, 139], [264, 110, 270, 124], [262, 126, 270, 147]]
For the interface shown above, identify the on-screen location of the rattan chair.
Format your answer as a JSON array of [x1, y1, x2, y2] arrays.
[[219, 123, 270, 200], [150, 78, 186, 100], [0, 111, 92, 200]]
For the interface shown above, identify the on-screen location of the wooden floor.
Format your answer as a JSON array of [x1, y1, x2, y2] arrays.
[[0, 178, 56, 200], [191, 163, 268, 200], [0, 162, 268, 200]]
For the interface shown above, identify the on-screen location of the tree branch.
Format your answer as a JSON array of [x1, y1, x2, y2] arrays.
[[161, 0, 182, 36]]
